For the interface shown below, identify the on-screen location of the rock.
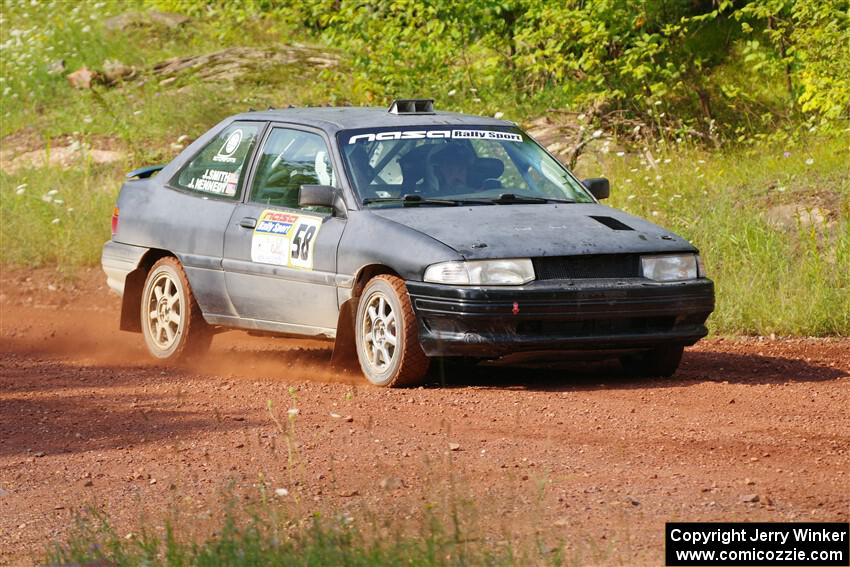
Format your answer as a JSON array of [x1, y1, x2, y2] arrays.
[[274, 488, 289, 497], [67, 67, 97, 89], [83, 479, 93, 487], [34, 451, 45, 458], [741, 493, 759, 503], [338, 489, 359, 497], [448, 442, 461, 451], [0, 488, 9, 497], [625, 496, 640, 506], [148, 46, 338, 86], [765, 204, 832, 232], [46, 59, 65, 75], [103, 11, 190, 32], [102, 60, 136, 84], [379, 477, 403, 490]]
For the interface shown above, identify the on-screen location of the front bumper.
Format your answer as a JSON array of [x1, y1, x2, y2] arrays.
[[407, 278, 714, 357]]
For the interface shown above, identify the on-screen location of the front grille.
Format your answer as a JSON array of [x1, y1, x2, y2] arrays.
[[532, 254, 640, 280], [516, 316, 675, 336]]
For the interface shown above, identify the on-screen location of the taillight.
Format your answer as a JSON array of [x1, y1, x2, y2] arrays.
[[111, 207, 119, 236]]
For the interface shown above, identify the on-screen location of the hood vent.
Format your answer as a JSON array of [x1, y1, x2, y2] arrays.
[[589, 215, 634, 231]]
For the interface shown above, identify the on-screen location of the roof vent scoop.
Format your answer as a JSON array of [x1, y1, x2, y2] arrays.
[[389, 99, 435, 115]]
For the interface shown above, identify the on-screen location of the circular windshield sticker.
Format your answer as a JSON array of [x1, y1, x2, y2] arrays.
[[220, 129, 243, 157]]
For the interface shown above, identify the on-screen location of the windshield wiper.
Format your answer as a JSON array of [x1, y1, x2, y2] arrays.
[[483, 193, 575, 204], [362, 194, 462, 207], [362, 193, 575, 207]]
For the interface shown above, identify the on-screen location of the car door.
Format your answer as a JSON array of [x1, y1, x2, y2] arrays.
[[222, 125, 345, 335]]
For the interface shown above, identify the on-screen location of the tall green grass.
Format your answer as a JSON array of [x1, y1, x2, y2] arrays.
[[47, 506, 576, 567], [583, 137, 850, 336], [0, 162, 119, 267]]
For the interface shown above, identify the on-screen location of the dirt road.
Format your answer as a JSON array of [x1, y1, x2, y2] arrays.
[[1, 268, 848, 565]]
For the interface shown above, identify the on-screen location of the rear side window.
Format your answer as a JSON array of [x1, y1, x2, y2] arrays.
[[172, 122, 262, 199]]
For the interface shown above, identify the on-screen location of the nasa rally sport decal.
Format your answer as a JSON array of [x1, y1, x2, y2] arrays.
[[250, 210, 323, 270], [347, 129, 523, 144]]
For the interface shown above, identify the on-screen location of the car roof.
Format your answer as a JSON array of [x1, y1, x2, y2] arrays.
[[229, 106, 514, 133]]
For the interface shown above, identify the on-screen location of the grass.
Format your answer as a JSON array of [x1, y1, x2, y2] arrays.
[[46, 505, 577, 567], [0, 162, 120, 267], [581, 136, 850, 336]]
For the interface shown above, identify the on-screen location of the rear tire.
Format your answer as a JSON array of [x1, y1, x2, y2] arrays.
[[355, 275, 430, 387], [140, 257, 211, 361], [620, 344, 684, 377]]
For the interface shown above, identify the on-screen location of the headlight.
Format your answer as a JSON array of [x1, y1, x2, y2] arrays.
[[641, 254, 699, 281], [696, 254, 707, 277], [424, 259, 535, 285]]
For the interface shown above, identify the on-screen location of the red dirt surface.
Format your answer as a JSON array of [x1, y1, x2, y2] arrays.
[[1, 267, 848, 565]]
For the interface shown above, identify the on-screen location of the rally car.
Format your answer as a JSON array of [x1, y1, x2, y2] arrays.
[[102, 99, 714, 386]]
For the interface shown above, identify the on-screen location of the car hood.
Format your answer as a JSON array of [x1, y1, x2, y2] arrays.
[[369, 203, 697, 260]]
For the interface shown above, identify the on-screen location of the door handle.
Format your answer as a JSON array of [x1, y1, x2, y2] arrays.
[[239, 217, 257, 229]]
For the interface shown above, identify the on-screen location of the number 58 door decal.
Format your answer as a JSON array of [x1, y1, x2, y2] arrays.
[[251, 209, 323, 270]]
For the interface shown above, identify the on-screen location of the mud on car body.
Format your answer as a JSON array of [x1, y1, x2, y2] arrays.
[[102, 99, 714, 386]]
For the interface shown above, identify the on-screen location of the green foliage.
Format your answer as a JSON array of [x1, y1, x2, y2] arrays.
[[790, 0, 850, 120], [214, 0, 846, 138], [6, 0, 848, 137]]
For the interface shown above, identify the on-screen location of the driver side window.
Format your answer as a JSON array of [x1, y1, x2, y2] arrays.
[[250, 127, 335, 209]]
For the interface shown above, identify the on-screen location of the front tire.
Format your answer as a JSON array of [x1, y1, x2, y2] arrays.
[[620, 344, 684, 377], [140, 257, 211, 361], [354, 275, 430, 387]]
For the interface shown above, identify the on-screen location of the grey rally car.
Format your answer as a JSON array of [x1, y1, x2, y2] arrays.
[[102, 99, 714, 386]]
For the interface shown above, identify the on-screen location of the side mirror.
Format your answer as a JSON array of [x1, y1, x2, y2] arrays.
[[299, 185, 346, 216], [582, 178, 610, 200]]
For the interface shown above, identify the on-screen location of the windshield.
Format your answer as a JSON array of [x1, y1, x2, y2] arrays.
[[337, 126, 594, 207]]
